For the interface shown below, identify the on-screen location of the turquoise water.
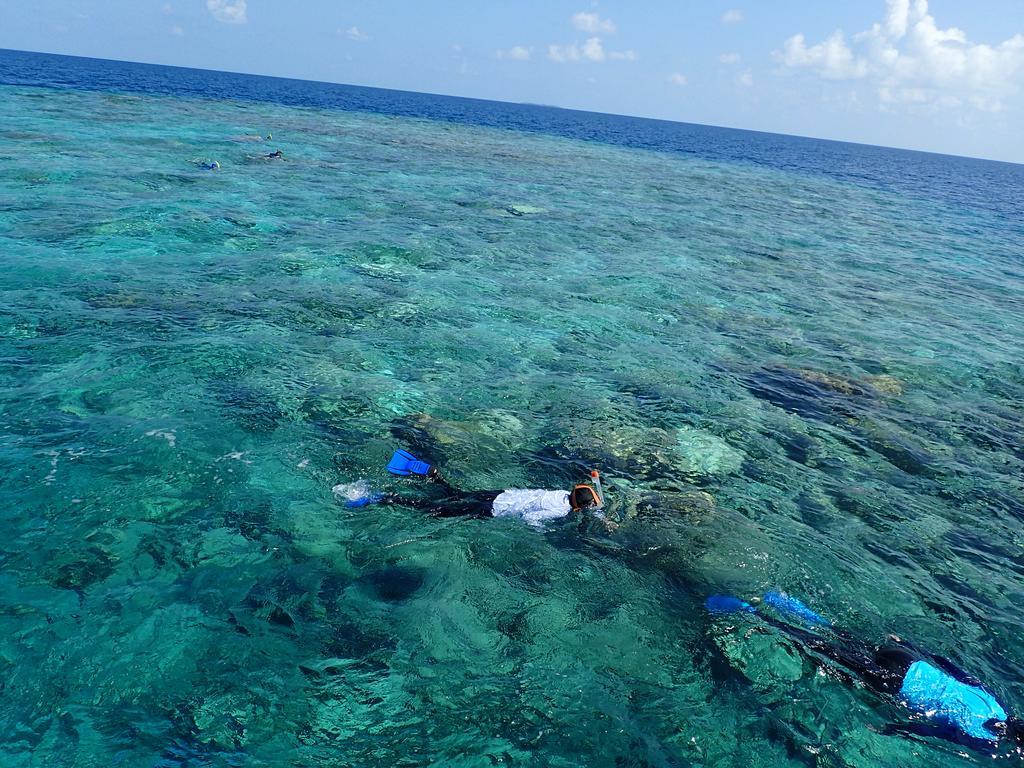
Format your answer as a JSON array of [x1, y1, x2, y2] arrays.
[[2, 52, 1024, 767]]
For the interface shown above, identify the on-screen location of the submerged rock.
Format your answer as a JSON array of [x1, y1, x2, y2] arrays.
[[777, 430, 820, 466], [673, 426, 745, 478], [209, 381, 285, 434], [747, 366, 904, 423], [715, 621, 806, 697], [745, 366, 869, 421], [50, 547, 116, 591], [82, 291, 141, 310], [864, 374, 904, 397], [789, 368, 870, 396], [536, 413, 688, 481], [794, 492, 838, 531], [858, 420, 943, 477], [348, 241, 435, 270], [389, 410, 527, 486], [357, 565, 425, 603], [267, 605, 295, 628], [395, 410, 524, 447], [352, 263, 407, 282], [624, 488, 716, 521], [506, 204, 546, 216]]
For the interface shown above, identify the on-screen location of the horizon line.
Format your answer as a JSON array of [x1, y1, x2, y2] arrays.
[[2, 46, 1020, 168]]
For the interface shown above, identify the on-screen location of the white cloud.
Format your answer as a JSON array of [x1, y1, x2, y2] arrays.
[[610, 49, 638, 61], [582, 37, 605, 61], [777, 0, 1024, 111], [780, 31, 867, 79], [171, 24, 184, 36], [722, 10, 744, 25], [669, 72, 688, 86], [206, 0, 246, 25], [550, 38, 603, 62], [497, 46, 531, 61], [162, 3, 173, 15], [549, 14, 635, 64], [572, 12, 616, 35], [735, 69, 754, 87], [719, 52, 742, 65], [548, 43, 580, 63], [344, 26, 369, 41], [549, 37, 635, 63]]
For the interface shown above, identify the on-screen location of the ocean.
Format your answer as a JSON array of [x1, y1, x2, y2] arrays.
[[1, 48, 1023, 767]]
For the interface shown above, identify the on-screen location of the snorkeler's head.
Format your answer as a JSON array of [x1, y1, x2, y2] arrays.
[[569, 484, 600, 512], [988, 717, 1024, 745], [1003, 717, 1024, 744]]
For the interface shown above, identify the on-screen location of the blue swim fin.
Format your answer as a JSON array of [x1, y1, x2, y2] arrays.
[[705, 595, 757, 615], [762, 591, 830, 627], [346, 492, 384, 508], [334, 480, 384, 507], [386, 449, 433, 477]]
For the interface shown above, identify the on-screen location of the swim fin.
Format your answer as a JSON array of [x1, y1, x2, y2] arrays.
[[333, 480, 384, 507], [762, 591, 830, 627], [386, 449, 433, 477], [346, 493, 384, 508]]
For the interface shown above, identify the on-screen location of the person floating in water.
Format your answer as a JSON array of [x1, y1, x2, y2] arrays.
[[336, 449, 612, 528], [706, 592, 1024, 752], [265, 150, 283, 159]]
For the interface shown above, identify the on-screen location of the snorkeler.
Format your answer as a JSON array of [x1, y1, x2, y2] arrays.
[[336, 449, 610, 527], [706, 592, 1024, 752], [266, 150, 283, 159]]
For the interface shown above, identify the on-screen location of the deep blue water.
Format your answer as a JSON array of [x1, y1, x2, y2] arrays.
[[3, 48, 1022, 223]]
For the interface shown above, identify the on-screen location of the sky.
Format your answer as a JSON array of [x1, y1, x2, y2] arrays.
[[2, 1, 1023, 163]]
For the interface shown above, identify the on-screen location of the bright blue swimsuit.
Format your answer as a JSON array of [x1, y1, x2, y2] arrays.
[[899, 660, 1006, 742]]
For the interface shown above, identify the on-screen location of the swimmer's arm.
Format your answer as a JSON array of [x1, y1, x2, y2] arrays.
[[880, 721, 994, 750], [880, 721, 943, 740], [926, 654, 986, 689], [580, 506, 619, 532]]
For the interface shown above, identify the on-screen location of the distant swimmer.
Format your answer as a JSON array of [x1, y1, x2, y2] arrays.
[[335, 448, 615, 530], [266, 150, 284, 159], [707, 592, 1024, 753], [194, 159, 220, 170]]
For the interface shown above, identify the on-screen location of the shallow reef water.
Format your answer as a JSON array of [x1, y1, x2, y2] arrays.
[[1, 50, 1023, 767]]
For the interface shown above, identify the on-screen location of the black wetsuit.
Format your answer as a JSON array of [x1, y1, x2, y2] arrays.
[[379, 476, 500, 518], [754, 614, 1012, 749], [379, 477, 592, 525]]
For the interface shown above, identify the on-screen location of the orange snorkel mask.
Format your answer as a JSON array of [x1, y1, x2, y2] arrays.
[[569, 471, 605, 512]]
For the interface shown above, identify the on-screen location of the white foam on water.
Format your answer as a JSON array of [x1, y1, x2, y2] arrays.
[[216, 451, 251, 464], [44, 450, 58, 485], [145, 428, 177, 448], [332, 480, 372, 503]]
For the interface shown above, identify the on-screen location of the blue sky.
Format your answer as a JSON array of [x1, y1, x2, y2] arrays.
[[3, 1, 1023, 162]]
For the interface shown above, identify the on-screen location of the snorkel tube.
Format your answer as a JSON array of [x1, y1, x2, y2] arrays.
[[590, 469, 605, 507]]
